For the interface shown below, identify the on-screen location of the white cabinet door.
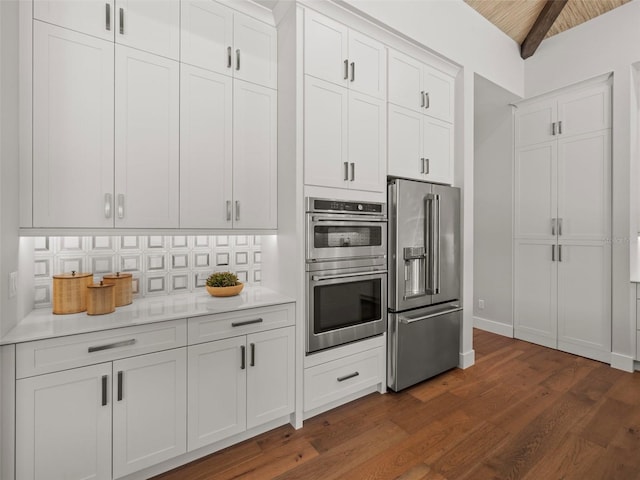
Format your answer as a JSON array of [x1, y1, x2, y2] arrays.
[[34, 0, 115, 41], [233, 80, 278, 229], [388, 104, 423, 180], [180, 0, 233, 75], [115, 45, 179, 228], [112, 349, 187, 478], [514, 240, 558, 349], [423, 116, 453, 184], [114, 0, 180, 60], [304, 76, 348, 190], [515, 99, 557, 147], [348, 91, 386, 192], [187, 337, 247, 451], [304, 9, 348, 86], [514, 142, 557, 239], [234, 12, 277, 89], [557, 130, 611, 241], [33, 22, 114, 228], [388, 49, 423, 112], [347, 30, 385, 99], [180, 66, 233, 229], [423, 66, 454, 123], [557, 243, 611, 363], [557, 83, 611, 138], [16, 363, 112, 480], [246, 327, 295, 429]]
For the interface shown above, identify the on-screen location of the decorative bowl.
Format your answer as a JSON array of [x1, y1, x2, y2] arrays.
[[206, 283, 244, 297]]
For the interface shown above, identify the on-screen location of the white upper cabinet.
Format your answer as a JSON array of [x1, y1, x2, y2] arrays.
[[34, 0, 116, 41], [304, 9, 385, 99], [114, 0, 180, 60], [33, 22, 115, 228], [181, 0, 277, 88], [115, 45, 180, 228], [423, 116, 453, 184], [388, 49, 454, 123]]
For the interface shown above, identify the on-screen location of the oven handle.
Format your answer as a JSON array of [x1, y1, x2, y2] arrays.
[[312, 270, 387, 281], [311, 215, 387, 223], [399, 306, 462, 324]]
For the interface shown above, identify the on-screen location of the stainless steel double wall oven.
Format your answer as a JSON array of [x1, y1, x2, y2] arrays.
[[305, 198, 387, 354]]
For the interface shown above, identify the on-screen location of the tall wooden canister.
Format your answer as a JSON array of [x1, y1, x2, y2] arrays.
[[103, 272, 133, 307], [52, 271, 93, 314], [86, 281, 116, 315]]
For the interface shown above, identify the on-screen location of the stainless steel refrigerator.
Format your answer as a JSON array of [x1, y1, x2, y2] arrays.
[[387, 178, 462, 391]]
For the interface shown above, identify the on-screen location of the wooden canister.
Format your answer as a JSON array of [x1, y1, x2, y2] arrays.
[[52, 271, 93, 314], [103, 272, 133, 306], [86, 281, 115, 315]]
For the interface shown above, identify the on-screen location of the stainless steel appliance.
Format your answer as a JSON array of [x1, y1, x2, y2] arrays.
[[306, 198, 387, 354], [387, 178, 462, 391]]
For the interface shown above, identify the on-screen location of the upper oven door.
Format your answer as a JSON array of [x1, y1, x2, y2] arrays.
[[306, 214, 387, 262]]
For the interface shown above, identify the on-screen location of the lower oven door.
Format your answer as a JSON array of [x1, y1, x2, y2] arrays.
[[307, 267, 387, 354]]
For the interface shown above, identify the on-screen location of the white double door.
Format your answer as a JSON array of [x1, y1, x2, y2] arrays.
[[514, 129, 611, 362]]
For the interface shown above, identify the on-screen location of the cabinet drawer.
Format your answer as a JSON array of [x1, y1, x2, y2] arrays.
[[304, 346, 384, 412], [16, 320, 187, 378], [188, 303, 295, 345]]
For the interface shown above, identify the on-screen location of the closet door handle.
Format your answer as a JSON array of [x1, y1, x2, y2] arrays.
[[227, 46, 232, 69], [117, 371, 123, 401], [101, 375, 108, 406], [350, 62, 355, 82], [344, 59, 349, 80], [236, 49, 240, 71], [104, 193, 112, 219], [105, 3, 111, 31], [250, 343, 255, 367], [119, 7, 124, 35]]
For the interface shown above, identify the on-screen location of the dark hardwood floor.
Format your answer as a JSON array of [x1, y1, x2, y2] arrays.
[[153, 329, 640, 480]]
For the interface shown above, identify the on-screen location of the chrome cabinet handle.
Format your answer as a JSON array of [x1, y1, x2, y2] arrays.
[[312, 270, 387, 281], [420, 158, 425, 174], [240, 345, 246, 370], [236, 49, 240, 71], [425, 92, 430, 109], [552, 122, 556, 135], [350, 162, 355, 181], [551, 218, 556, 235], [235, 201, 240, 221], [558, 245, 563, 262], [552, 244, 556, 261], [558, 218, 563, 236], [344, 161, 349, 181], [227, 46, 232, 69], [421, 91, 425, 108], [104, 193, 112, 219], [101, 375, 108, 406], [105, 3, 111, 31], [119, 7, 124, 35], [250, 343, 255, 367], [231, 318, 263, 327], [226, 200, 232, 222], [425, 158, 430, 174], [337, 372, 359, 382], [117, 371, 123, 401], [88, 338, 136, 353], [117, 194, 125, 219], [344, 59, 349, 80], [558, 120, 563, 134], [350, 62, 355, 82]]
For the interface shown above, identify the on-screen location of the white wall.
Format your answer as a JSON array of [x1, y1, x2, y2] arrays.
[[524, 0, 640, 368], [473, 75, 519, 336]]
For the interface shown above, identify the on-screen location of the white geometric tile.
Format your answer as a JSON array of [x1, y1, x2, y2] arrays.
[[146, 254, 166, 271], [216, 236, 229, 247], [253, 270, 262, 282], [171, 253, 188, 269], [147, 236, 164, 248], [235, 252, 248, 265], [34, 283, 51, 306], [91, 236, 113, 250], [120, 255, 141, 272], [216, 253, 230, 266], [195, 236, 209, 247], [120, 236, 140, 250], [253, 236, 262, 246], [145, 275, 166, 295], [57, 256, 87, 274], [235, 235, 248, 246], [236, 271, 248, 283], [194, 272, 208, 288], [253, 251, 261, 264], [91, 256, 114, 274], [60, 237, 84, 252], [194, 253, 210, 268], [34, 259, 50, 277], [171, 273, 189, 292], [172, 236, 188, 248], [34, 237, 50, 251]]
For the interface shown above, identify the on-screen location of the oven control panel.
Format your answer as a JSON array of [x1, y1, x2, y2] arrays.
[[308, 198, 386, 215]]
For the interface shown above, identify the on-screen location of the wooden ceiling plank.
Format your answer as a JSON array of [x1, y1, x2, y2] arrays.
[[521, 0, 569, 59]]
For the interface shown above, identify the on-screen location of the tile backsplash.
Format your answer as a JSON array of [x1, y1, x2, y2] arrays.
[[32, 235, 262, 309]]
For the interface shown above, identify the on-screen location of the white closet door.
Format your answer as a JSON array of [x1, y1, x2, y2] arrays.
[[423, 116, 453, 185], [303, 9, 348, 87], [180, 66, 233, 229], [423, 66, 455, 123], [388, 104, 423, 180], [233, 80, 278, 229], [347, 30, 385, 99], [388, 48, 423, 112], [33, 22, 114, 228], [515, 99, 557, 147], [34, 0, 115, 41], [115, 45, 179, 228], [557, 83, 611, 137], [233, 12, 278, 89]]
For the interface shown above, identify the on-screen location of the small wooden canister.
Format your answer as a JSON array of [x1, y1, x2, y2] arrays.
[[103, 272, 133, 307], [52, 271, 93, 314], [87, 281, 115, 315]]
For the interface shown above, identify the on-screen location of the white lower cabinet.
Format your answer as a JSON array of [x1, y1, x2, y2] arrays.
[[187, 326, 295, 451]]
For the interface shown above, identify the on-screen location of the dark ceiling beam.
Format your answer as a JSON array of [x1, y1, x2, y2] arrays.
[[520, 0, 568, 59]]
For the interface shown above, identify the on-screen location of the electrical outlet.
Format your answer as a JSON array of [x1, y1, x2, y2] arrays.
[[9, 271, 18, 298], [478, 299, 485, 310]]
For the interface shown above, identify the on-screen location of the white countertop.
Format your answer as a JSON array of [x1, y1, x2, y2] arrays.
[[1, 286, 295, 345]]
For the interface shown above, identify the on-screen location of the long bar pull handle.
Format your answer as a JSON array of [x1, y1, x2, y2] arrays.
[[104, 193, 112, 219], [433, 193, 441, 294], [119, 7, 124, 35], [558, 218, 563, 236], [350, 62, 355, 82], [117, 194, 125, 219], [552, 122, 556, 136], [106, 3, 111, 31], [337, 372, 359, 382], [227, 46, 232, 69], [350, 162, 355, 182], [420, 158, 425, 174], [117, 371, 123, 401], [226, 200, 232, 222], [88, 338, 136, 353], [552, 244, 556, 262], [424, 195, 433, 294], [425, 158, 430, 174], [558, 121, 563, 134], [312, 270, 387, 282], [240, 345, 246, 370], [344, 59, 349, 80], [231, 318, 263, 327], [236, 49, 240, 71], [250, 343, 255, 367], [101, 375, 108, 406], [425, 92, 430, 109], [235, 201, 240, 222], [344, 162, 349, 181], [551, 218, 556, 235], [558, 245, 562, 262], [399, 305, 463, 324], [421, 91, 425, 108]]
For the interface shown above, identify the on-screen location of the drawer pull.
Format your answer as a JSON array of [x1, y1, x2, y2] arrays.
[[231, 318, 263, 328], [101, 375, 108, 406], [117, 371, 123, 401], [88, 338, 136, 353], [337, 371, 359, 382]]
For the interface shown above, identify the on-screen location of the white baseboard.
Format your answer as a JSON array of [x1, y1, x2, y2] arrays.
[[459, 349, 475, 369], [611, 352, 635, 372], [473, 316, 513, 338]]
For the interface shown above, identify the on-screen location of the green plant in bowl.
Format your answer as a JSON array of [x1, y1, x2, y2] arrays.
[[206, 272, 243, 297]]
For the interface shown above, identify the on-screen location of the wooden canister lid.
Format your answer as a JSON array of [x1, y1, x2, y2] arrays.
[[87, 281, 115, 315], [52, 271, 93, 314], [103, 272, 132, 280], [102, 272, 133, 307], [53, 271, 92, 279]]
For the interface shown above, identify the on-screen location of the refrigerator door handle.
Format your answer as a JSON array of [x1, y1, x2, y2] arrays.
[[399, 306, 462, 324], [425, 193, 440, 295], [434, 193, 441, 295]]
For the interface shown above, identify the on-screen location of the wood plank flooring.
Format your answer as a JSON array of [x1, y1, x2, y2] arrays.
[[153, 330, 640, 480]]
